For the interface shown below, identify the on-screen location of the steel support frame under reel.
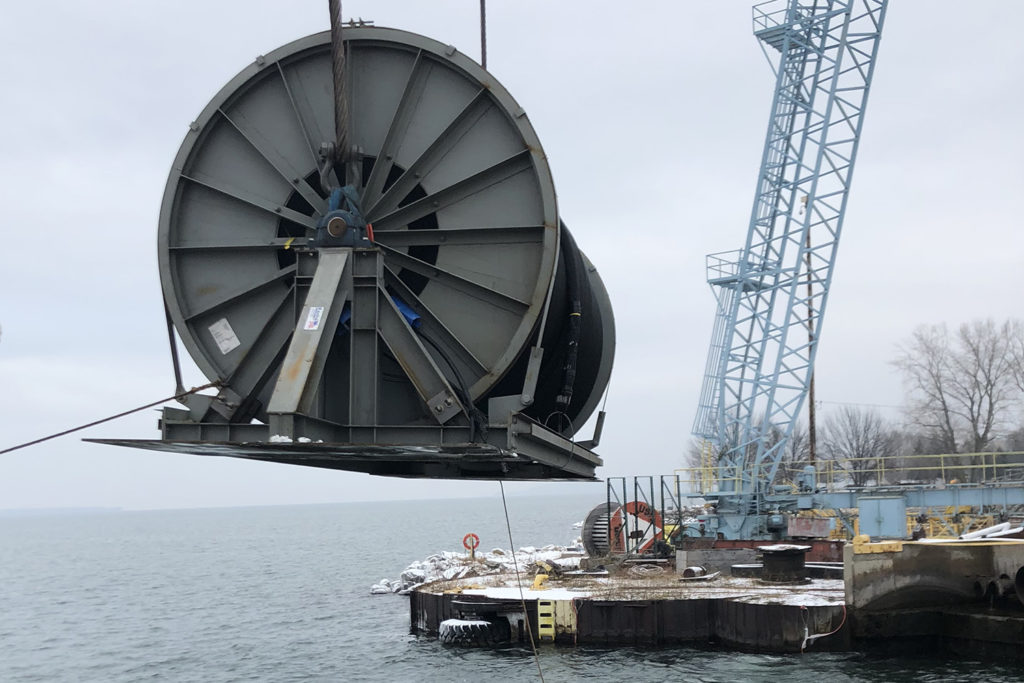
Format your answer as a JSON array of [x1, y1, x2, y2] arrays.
[[148, 245, 602, 481], [150, 245, 604, 480], [270, 243, 604, 478]]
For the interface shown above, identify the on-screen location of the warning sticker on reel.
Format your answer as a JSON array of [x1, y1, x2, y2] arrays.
[[209, 318, 241, 355], [304, 306, 325, 330]]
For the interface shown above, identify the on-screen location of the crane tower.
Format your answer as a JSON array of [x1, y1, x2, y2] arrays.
[[692, 0, 888, 507]]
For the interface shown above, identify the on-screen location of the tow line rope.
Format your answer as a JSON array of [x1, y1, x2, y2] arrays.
[[799, 602, 848, 653], [0, 382, 220, 455], [499, 481, 545, 682]]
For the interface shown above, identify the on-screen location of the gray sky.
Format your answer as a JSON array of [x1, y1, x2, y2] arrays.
[[1, 1, 1022, 510]]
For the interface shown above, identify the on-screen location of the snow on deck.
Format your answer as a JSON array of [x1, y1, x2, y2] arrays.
[[423, 573, 844, 606], [376, 542, 844, 607]]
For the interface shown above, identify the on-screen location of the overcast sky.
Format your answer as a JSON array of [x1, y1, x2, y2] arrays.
[[1, 1, 1022, 510]]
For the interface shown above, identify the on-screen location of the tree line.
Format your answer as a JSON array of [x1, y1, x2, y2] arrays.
[[690, 318, 1024, 488]]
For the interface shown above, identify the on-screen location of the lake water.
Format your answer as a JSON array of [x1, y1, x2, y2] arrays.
[[1, 493, 1019, 682]]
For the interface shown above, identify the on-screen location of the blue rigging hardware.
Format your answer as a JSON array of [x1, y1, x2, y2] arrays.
[[692, 1, 889, 518], [313, 185, 373, 248]]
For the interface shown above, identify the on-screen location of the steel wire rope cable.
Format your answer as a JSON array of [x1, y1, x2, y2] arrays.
[[543, 228, 587, 438], [416, 329, 487, 442], [328, 0, 348, 166], [543, 411, 578, 474], [499, 481, 545, 682], [480, 6, 539, 674], [799, 602, 847, 653], [479, 0, 487, 69], [0, 382, 220, 455], [542, 229, 593, 472], [554, 228, 585, 413]]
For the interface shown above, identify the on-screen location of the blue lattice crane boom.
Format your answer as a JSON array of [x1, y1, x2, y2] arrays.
[[586, 0, 1024, 549], [692, 0, 888, 520]]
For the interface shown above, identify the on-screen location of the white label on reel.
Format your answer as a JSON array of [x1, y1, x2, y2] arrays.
[[304, 306, 324, 331], [209, 318, 241, 355]]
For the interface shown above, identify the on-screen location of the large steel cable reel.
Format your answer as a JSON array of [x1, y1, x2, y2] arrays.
[[144, 27, 614, 479]]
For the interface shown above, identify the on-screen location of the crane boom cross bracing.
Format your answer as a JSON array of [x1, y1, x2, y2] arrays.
[[692, 0, 888, 522]]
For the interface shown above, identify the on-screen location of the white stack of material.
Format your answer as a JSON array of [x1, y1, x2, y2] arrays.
[[959, 522, 1022, 540], [985, 526, 1024, 538]]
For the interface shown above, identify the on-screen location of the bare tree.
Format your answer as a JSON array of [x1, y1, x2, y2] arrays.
[[820, 406, 899, 486], [682, 417, 809, 490], [683, 437, 707, 470], [1010, 320, 1024, 394], [893, 319, 1022, 456], [767, 419, 810, 485], [784, 419, 811, 467]]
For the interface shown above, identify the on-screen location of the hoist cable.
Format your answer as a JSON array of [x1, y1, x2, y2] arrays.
[[499, 481, 545, 682]]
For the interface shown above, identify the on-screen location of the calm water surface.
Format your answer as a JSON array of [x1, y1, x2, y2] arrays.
[[1, 493, 1019, 682]]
